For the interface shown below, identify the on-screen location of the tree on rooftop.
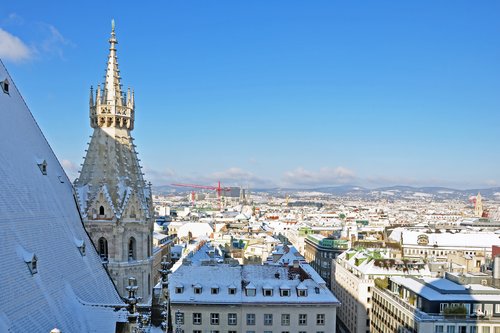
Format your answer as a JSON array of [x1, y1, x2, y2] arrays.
[[374, 277, 389, 289], [444, 305, 467, 318]]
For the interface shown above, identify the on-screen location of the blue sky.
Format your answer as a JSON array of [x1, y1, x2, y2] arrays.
[[1, 1, 500, 189]]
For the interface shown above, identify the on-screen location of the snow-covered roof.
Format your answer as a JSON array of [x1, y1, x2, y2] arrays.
[[389, 228, 500, 248], [0, 61, 125, 332], [390, 276, 500, 302], [177, 222, 213, 238], [153, 231, 169, 240], [169, 264, 339, 305], [337, 248, 431, 278]]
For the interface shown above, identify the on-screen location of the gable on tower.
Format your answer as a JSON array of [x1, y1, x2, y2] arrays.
[[87, 185, 116, 220]]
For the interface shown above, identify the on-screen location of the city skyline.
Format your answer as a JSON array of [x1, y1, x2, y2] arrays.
[[1, 1, 500, 189]]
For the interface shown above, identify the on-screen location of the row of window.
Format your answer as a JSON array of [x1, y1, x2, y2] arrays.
[[178, 313, 326, 326], [98, 235, 151, 261], [439, 303, 500, 315], [246, 287, 309, 297], [178, 286, 237, 295], [435, 326, 500, 333], [24, 239, 86, 276], [177, 286, 311, 297]]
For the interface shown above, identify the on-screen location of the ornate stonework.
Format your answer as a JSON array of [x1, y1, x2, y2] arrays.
[[75, 21, 153, 299]]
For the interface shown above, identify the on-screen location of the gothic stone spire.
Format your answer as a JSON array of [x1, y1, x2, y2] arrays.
[[75, 21, 153, 299], [89, 20, 134, 131], [77, 19, 150, 219]]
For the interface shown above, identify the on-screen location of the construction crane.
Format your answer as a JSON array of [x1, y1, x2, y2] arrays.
[[171, 181, 232, 210]]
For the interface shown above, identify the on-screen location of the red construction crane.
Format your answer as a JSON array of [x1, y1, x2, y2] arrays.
[[171, 181, 232, 209]]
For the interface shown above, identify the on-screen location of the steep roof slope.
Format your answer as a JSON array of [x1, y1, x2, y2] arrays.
[[0, 61, 126, 332]]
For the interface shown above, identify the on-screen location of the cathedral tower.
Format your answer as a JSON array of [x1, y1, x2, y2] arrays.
[[475, 192, 484, 218], [75, 21, 153, 299]]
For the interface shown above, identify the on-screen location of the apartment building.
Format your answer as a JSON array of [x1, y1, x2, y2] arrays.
[[169, 263, 340, 333], [371, 274, 500, 333], [332, 248, 431, 333], [304, 234, 349, 287], [390, 228, 499, 261]]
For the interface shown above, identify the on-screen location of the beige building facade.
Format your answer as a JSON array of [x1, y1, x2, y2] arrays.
[[169, 264, 340, 333]]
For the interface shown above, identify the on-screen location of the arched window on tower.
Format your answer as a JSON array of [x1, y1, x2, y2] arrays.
[[99, 205, 105, 216], [128, 237, 136, 261], [147, 235, 151, 257], [98, 237, 108, 261]]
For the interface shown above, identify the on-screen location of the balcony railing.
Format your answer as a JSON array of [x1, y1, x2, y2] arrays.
[[377, 288, 500, 323]]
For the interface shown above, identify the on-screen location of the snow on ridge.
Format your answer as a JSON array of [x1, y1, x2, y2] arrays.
[[413, 192, 433, 198]]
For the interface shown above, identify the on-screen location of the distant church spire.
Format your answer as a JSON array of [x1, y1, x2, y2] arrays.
[[475, 192, 483, 217]]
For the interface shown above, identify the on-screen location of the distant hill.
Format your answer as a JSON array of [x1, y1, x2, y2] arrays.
[[242, 185, 500, 201], [153, 184, 500, 201]]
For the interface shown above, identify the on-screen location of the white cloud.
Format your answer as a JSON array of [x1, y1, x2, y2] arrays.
[[2, 13, 24, 26], [282, 166, 356, 187], [61, 159, 79, 181], [210, 167, 255, 181], [142, 166, 177, 185], [484, 179, 499, 187], [207, 167, 274, 188], [143, 166, 275, 189], [0, 28, 31, 62], [31, 23, 73, 60], [0, 14, 74, 62]]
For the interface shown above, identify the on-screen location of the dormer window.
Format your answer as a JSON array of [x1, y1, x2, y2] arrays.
[[245, 283, 256, 296], [297, 282, 308, 297], [30, 257, 37, 274], [1, 78, 9, 95], [37, 159, 47, 175], [211, 286, 219, 295], [175, 284, 184, 294], [228, 287, 237, 295], [74, 238, 86, 256], [25, 253, 38, 275], [280, 285, 291, 297], [263, 287, 273, 296], [194, 284, 202, 294]]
